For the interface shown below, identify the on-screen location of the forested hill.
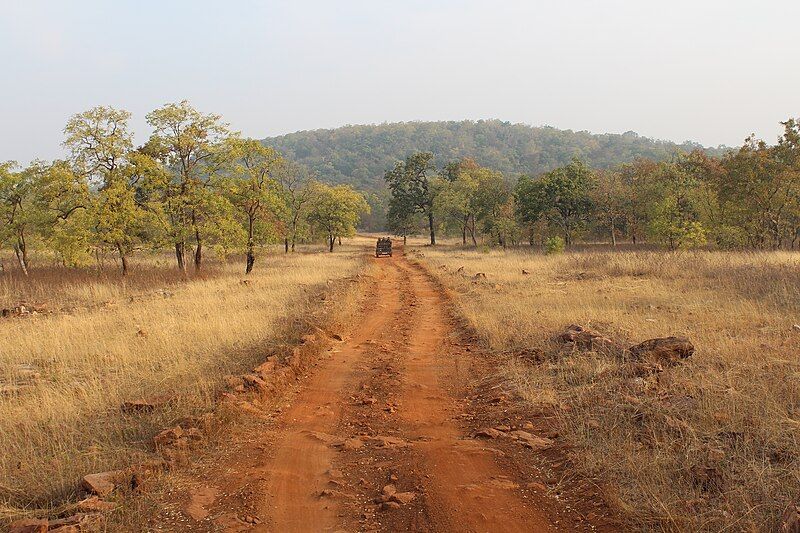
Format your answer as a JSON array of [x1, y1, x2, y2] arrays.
[[263, 120, 724, 190]]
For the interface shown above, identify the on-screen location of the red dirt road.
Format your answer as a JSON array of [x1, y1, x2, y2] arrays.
[[152, 249, 612, 532]]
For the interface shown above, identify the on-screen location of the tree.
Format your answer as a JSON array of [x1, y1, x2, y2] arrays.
[[646, 160, 707, 250], [515, 159, 594, 246], [591, 169, 629, 246], [435, 159, 480, 245], [145, 101, 232, 273], [63, 106, 147, 275], [223, 138, 283, 273], [385, 152, 437, 245], [307, 184, 369, 252], [0, 162, 34, 274], [273, 159, 314, 253]]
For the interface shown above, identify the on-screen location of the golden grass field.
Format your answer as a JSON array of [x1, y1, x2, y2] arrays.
[[414, 244, 800, 532], [0, 245, 365, 522]]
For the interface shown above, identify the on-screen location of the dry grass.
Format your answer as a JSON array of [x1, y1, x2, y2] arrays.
[[414, 245, 800, 532], [0, 244, 365, 521]]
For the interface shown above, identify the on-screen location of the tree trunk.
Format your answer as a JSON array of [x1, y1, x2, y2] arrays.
[[610, 216, 617, 247], [338, 236, 342, 246], [245, 249, 255, 274], [403, 235, 407, 245], [13, 244, 28, 276], [284, 237, 289, 254], [291, 233, 297, 252], [329, 234, 335, 252], [175, 242, 187, 275], [194, 235, 202, 272], [428, 211, 436, 245], [246, 219, 256, 274], [116, 242, 129, 276]]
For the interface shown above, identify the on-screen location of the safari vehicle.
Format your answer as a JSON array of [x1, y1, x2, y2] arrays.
[[375, 237, 393, 257]]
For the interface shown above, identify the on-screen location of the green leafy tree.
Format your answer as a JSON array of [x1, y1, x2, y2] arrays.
[[385, 152, 437, 245], [0, 162, 35, 274], [647, 160, 707, 250], [223, 138, 284, 273], [434, 159, 480, 245], [145, 101, 233, 272], [515, 159, 594, 246], [307, 184, 370, 252], [63, 106, 152, 274], [273, 159, 315, 253]]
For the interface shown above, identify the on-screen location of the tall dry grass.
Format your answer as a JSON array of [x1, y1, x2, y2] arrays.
[[0, 247, 364, 521], [415, 245, 800, 532]]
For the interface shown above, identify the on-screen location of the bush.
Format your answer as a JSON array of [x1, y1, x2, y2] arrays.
[[544, 236, 565, 254]]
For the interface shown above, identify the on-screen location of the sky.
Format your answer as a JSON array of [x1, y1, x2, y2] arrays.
[[1, 0, 799, 163]]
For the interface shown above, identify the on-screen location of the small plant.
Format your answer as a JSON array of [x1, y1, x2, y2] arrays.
[[544, 236, 565, 255]]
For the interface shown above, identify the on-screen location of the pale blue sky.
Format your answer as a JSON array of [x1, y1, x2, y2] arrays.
[[1, 0, 798, 163]]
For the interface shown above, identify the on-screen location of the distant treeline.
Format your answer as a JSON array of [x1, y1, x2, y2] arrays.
[[384, 117, 800, 250], [0, 102, 370, 276], [264, 119, 726, 193]]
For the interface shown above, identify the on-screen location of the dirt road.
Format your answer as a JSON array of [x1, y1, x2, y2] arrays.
[[155, 250, 612, 532]]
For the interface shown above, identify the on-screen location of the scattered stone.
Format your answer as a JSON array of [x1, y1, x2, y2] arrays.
[[391, 491, 416, 505], [254, 358, 277, 377], [224, 375, 246, 392], [7, 519, 48, 533], [154, 426, 185, 448], [74, 496, 117, 513], [49, 513, 105, 531], [380, 501, 402, 511], [241, 373, 269, 393], [82, 471, 124, 497], [559, 324, 613, 351], [473, 428, 505, 439], [510, 431, 554, 451], [629, 336, 694, 367]]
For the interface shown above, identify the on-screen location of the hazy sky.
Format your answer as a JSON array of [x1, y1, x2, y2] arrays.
[[2, 0, 799, 163]]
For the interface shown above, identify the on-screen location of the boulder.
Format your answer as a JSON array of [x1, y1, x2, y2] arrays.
[[558, 325, 613, 351], [49, 513, 105, 532], [7, 519, 48, 533], [629, 336, 694, 367], [81, 471, 126, 496]]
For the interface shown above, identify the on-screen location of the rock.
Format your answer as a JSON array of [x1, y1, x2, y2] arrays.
[[331, 333, 344, 341], [154, 426, 185, 448], [49, 513, 105, 532], [73, 496, 118, 513], [527, 482, 548, 492], [522, 269, 530, 275], [382, 484, 397, 496], [390, 491, 416, 505], [629, 336, 694, 367], [8, 519, 48, 533], [781, 503, 800, 533], [254, 358, 277, 377], [473, 428, 504, 439], [793, 324, 800, 333], [224, 375, 246, 392], [559, 324, 613, 351], [379, 501, 402, 511], [456, 266, 465, 273], [342, 438, 364, 450], [241, 373, 269, 392], [474, 272, 487, 279], [82, 471, 124, 496], [511, 431, 554, 451]]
